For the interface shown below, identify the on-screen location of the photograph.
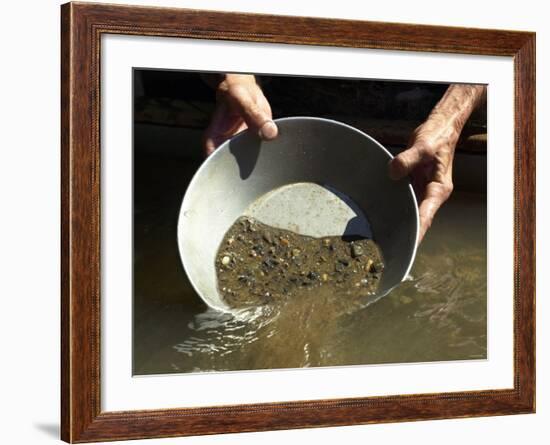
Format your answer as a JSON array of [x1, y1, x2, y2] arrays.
[[132, 69, 488, 375], [55, 1, 536, 442]]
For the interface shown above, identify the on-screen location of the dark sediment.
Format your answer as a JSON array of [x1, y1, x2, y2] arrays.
[[215, 216, 384, 308]]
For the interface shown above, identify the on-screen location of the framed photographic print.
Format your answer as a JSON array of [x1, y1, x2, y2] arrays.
[[61, 2, 536, 442]]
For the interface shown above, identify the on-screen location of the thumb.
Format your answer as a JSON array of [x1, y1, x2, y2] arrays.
[[224, 84, 278, 140], [388, 145, 424, 180]]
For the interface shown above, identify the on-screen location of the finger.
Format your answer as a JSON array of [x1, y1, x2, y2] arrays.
[[388, 145, 424, 180], [417, 181, 453, 243], [203, 120, 248, 156], [258, 120, 278, 140], [204, 138, 216, 157], [202, 102, 247, 156], [224, 84, 278, 140]]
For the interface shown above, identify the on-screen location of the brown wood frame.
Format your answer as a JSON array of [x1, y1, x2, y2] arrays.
[[61, 1, 536, 442]]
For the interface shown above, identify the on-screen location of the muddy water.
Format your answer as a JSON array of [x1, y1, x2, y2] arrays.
[[133, 160, 486, 374]]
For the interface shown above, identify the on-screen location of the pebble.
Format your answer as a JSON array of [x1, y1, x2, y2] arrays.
[[307, 271, 320, 281], [365, 259, 374, 272], [351, 244, 364, 258], [263, 232, 273, 244], [292, 248, 301, 257], [321, 273, 329, 282], [221, 256, 231, 266]]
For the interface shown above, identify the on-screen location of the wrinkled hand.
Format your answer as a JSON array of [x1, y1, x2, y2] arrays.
[[388, 114, 458, 243], [203, 74, 278, 156], [388, 84, 485, 244]]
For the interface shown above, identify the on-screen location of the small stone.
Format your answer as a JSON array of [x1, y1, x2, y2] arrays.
[[292, 248, 301, 257], [263, 232, 273, 244], [360, 278, 369, 286], [263, 258, 279, 269], [323, 239, 331, 247], [365, 259, 374, 272], [221, 256, 231, 266], [227, 237, 235, 245], [321, 273, 329, 282], [280, 238, 290, 247], [307, 271, 320, 281], [351, 244, 364, 258]]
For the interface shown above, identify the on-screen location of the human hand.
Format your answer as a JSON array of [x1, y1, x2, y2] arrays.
[[388, 114, 458, 243], [388, 84, 485, 243], [203, 74, 278, 156]]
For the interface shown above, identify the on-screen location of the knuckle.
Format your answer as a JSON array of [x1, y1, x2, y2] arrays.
[[227, 83, 248, 99], [215, 80, 231, 99], [397, 153, 410, 169], [247, 102, 263, 118], [418, 139, 436, 156], [441, 181, 454, 198], [217, 82, 248, 103]]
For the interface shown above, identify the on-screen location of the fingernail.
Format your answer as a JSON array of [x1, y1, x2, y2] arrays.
[[259, 121, 278, 140]]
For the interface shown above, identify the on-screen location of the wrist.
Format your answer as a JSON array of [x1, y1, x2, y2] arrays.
[[201, 73, 257, 91], [429, 84, 486, 135], [218, 73, 257, 91]]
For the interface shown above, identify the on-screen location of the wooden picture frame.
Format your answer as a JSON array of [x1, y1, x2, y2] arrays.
[[61, 1, 535, 442]]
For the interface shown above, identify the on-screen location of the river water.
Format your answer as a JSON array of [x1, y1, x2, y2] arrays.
[[133, 157, 486, 375]]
